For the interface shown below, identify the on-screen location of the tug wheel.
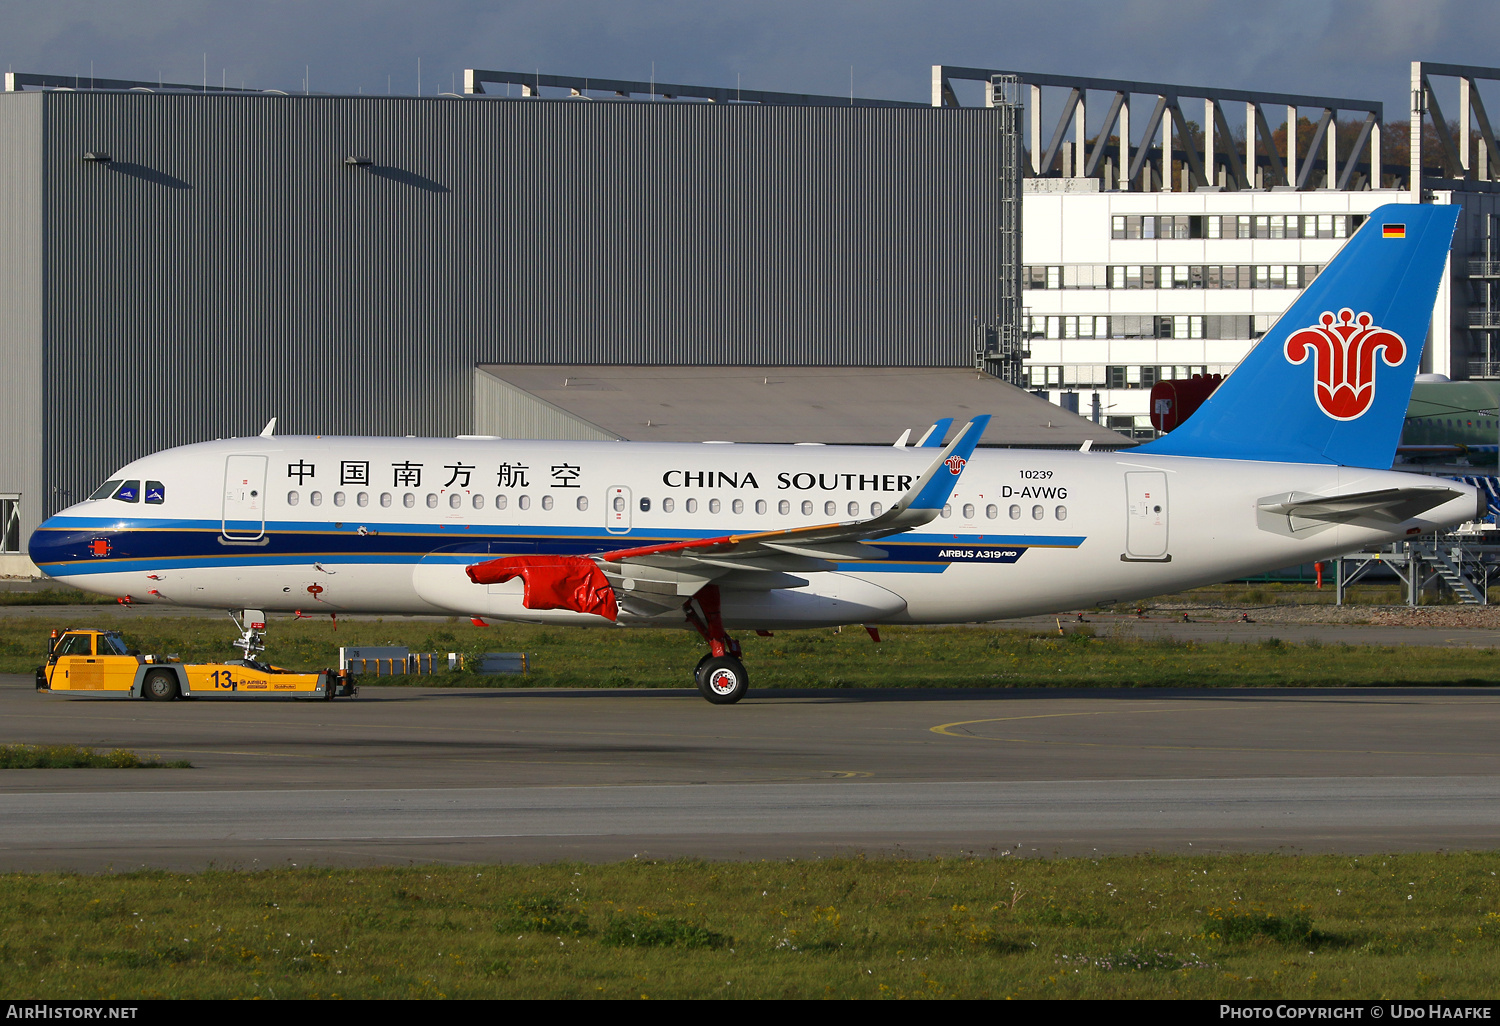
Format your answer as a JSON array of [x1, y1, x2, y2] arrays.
[[698, 656, 748, 705], [143, 670, 180, 702]]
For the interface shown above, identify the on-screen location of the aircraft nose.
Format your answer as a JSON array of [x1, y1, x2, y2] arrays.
[[28, 510, 121, 575]]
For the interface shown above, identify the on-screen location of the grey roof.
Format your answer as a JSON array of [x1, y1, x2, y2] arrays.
[[476, 365, 1132, 448]]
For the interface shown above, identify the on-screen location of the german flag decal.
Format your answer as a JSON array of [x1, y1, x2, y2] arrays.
[[1383, 223, 1407, 239]]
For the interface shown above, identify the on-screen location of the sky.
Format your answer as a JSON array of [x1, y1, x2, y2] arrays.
[[3, 0, 1498, 121]]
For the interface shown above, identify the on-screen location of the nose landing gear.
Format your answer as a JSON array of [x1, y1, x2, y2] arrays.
[[683, 585, 748, 704]]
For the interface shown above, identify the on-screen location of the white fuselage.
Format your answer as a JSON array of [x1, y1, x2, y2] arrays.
[[30, 436, 1483, 628]]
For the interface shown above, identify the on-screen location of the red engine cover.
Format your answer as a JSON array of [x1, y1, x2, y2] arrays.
[[465, 556, 619, 621], [1149, 374, 1224, 432]]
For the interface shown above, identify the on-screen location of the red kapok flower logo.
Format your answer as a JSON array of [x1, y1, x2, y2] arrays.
[[944, 456, 967, 475], [1284, 308, 1406, 421]]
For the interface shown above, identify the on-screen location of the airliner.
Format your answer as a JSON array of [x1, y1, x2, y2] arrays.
[[29, 203, 1483, 703]]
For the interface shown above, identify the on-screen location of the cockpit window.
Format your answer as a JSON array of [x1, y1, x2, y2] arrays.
[[53, 633, 92, 656], [144, 481, 165, 504], [99, 633, 130, 656], [89, 480, 123, 500], [113, 481, 141, 503]]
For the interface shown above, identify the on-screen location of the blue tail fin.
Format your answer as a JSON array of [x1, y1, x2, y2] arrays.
[[1136, 203, 1459, 467]]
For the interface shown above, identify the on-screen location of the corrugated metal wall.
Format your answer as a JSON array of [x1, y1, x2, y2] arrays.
[[0, 96, 44, 545], [37, 92, 1004, 517]]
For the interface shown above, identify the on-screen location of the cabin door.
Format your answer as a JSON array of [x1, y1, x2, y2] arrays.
[[222, 455, 268, 540], [1123, 471, 1170, 561]]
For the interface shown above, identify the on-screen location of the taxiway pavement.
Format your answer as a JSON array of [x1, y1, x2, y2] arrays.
[[2, 674, 1498, 869]]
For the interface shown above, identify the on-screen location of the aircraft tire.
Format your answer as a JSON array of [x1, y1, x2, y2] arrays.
[[693, 654, 714, 690], [699, 655, 748, 705], [143, 670, 180, 702]]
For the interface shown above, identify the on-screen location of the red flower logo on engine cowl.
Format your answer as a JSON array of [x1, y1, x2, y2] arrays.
[[1284, 308, 1406, 421]]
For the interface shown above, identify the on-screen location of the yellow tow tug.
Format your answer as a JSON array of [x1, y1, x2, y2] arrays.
[[35, 610, 356, 701]]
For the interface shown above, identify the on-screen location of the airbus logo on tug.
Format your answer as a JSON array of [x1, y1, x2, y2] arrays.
[[1284, 308, 1406, 422]]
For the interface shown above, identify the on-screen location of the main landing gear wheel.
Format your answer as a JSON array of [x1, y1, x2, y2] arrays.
[[698, 655, 748, 705], [143, 670, 179, 702], [693, 654, 714, 689]]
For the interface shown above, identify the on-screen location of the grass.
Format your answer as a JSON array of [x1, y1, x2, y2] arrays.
[[4, 853, 1500, 998], [3, 615, 1497, 689], [0, 585, 116, 606], [0, 744, 191, 769]]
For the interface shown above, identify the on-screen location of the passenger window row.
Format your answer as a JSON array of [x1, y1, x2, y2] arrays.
[[279, 492, 1070, 523], [278, 491, 914, 520], [942, 503, 1069, 522]]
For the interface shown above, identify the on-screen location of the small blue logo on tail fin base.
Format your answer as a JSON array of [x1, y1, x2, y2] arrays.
[[1137, 203, 1459, 468]]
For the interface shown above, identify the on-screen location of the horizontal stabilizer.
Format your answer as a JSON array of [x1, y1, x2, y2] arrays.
[[1258, 486, 1465, 524]]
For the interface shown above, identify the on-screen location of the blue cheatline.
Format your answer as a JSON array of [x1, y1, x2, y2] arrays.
[[1137, 203, 1460, 469]]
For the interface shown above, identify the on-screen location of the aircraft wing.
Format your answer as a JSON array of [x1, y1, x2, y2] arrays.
[[465, 416, 990, 617], [1257, 485, 1467, 524]]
